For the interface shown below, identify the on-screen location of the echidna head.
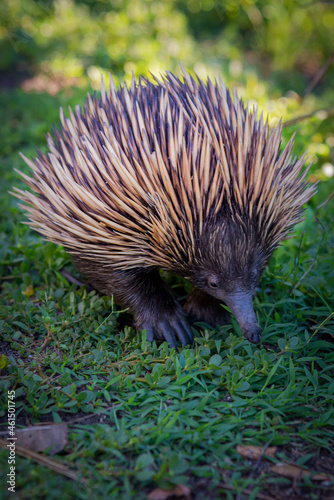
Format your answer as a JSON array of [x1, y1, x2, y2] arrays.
[[188, 219, 270, 342]]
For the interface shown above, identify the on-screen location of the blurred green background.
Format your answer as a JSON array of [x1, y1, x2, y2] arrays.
[[1, 0, 334, 177], [1, 0, 334, 86]]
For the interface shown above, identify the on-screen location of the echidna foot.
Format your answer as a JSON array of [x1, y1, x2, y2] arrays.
[[140, 315, 194, 349]]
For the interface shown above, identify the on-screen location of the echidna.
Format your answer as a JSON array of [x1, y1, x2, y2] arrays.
[[13, 68, 316, 348]]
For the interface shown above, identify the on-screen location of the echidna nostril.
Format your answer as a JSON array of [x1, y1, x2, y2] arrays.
[[248, 328, 261, 344]]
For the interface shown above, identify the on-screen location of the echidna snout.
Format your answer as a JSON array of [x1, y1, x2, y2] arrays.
[[223, 291, 261, 344]]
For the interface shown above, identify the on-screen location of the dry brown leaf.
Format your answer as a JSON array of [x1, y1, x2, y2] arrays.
[[15, 424, 68, 454], [236, 444, 277, 460], [0, 438, 87, 484], [147, 484, 191, 500], [271, 462, 331, 481]]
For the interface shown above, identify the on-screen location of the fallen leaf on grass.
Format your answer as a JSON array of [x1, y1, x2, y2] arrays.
[[236, 445, 277, 460], [23, 284, 34, 297], [15, 424, 68, 454], [271, 463, 331, 481], [0, 438, 86, 484], [147, 484, 191, 500], [0, 354, 7, 369]]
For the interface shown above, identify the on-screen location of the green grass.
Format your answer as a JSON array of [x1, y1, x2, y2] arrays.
[[0, 85, 333, 500]]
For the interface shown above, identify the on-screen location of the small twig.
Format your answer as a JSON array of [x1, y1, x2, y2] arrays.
[[66, 405, 121, 425], [308, 311, 334, 343], [0, 438, 87, 485], [59, 269, 86, 288], [282, 106, 334, 127], [290, 259, 315, 295], [67, 413, 105, 425], [304, 51, 334, 97], [317, 191, 334, 209], [40, 324, 52, 350]]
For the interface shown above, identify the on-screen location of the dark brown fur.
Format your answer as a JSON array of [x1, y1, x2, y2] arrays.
[[73, 257, 193, 346]]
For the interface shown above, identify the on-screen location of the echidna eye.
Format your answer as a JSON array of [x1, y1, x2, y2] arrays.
[[250, 269, 258, 281], [209, 280, 219, 289]]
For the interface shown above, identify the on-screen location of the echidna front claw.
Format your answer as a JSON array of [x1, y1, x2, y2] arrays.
[[170, 318, 194, 346], [142, 324, 154, 343], [141, 316, 194, 349], [159, 324, 178, 349]]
